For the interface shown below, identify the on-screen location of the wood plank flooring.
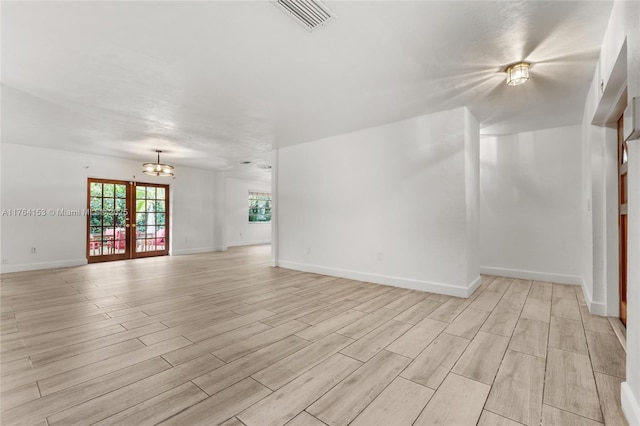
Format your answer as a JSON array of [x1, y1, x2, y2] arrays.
[[0, 245, 628, 425]]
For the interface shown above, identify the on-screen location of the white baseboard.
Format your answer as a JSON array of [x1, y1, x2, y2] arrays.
[[227, 240, 271, 248], [0, 259, 87, 274], [467, 275, 482, 296], [580, 277, 608, 316], [480, 266, 582, 285], [172, 246, 223, 256], [277, 260, 478, 298], [622, 382, 640, 426]]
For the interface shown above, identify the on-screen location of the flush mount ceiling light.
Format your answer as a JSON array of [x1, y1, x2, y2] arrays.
[[143, 150, 174, 177], [505, 62, 531, 86]]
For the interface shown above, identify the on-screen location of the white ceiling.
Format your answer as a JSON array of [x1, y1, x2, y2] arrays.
[[1, 1, 613, 182]]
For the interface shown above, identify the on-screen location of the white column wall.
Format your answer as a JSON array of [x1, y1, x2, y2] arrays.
[[170, 167, 217, 256], [275, 107, 480, 297], [465, 109, 480, 285], [212, 171, 228, 251]]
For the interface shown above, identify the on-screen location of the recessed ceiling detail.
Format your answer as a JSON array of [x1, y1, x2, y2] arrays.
[[273, 0, 335, 31]]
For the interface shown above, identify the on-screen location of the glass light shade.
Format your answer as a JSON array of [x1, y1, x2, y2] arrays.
[[506, 62, 530, 86], [142, 150, 174, 177]]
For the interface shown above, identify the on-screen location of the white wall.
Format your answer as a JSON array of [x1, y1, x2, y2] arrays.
[[0, 143, 222, 271], [275, 107, 480, 297], [621, 1, 640, 423], [479, 126, 584, 285], [583, 1, 640, 423], [226, 177, 271, 247], [626, 0, 640, 420]]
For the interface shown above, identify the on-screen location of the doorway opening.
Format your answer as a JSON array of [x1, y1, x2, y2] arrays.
[[87, 178, 170, 263]]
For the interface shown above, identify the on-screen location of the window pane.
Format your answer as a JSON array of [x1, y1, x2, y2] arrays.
[[90, 183, 102, 197], [157, 213, 165, 226], [136, 200, 146, 213], [136, 186, 145, 199], [115, 184, 126, 198], [90, 214, 102, 227], [248, 192, 272, 222], [115, 198, 127, 211], [103, 214, 115, 227], [103, 198, 115, 211], [136, 212, 146, 227], [104, 227, 115, 244], [103, 184, 115, 197], [146, 187, 156, 199], [156, 202, 165, 213], [115, 212, 126, 227], [157, 187, 165, 199], [147, 213, 156, 227], [90, 197, 102, 211]]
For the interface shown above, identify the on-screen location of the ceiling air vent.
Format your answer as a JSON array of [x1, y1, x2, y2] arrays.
[[273, 0, 335, 31]]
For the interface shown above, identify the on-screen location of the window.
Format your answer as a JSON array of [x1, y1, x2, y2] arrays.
[[248, 191, 272, 223]]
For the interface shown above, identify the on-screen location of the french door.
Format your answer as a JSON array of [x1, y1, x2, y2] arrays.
[[617, 116, 628, 326], [87, 178, 170, 263]]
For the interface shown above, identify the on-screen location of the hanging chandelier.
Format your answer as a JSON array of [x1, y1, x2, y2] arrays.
[[143, 150, 174, 177]]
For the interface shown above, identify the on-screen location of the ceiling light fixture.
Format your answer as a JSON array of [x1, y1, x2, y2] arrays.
[[143, 150, 174, 177], [505, 62, 530, 86]]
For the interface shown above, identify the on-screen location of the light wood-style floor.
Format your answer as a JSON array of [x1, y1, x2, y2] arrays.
[[0, 245, 628, 426]]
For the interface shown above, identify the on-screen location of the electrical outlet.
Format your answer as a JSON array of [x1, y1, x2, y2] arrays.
[[31, 247, 37, 255]]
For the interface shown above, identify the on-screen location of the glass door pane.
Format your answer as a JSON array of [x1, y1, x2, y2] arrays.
[[134, 183, 169, 257], [87, 179, 130, 262]]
